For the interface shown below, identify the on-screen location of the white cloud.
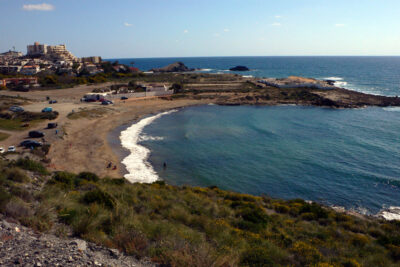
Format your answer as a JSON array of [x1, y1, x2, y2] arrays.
[[271, 22, 281, 26], [183, 30, 189, 34], [22, 3, 54, 11], [335, 24, 345, 27], [214, 33, 220, 37], [275, 15, 282, 19], [124, 22, 133, 27], [223, 29, 230, 32]]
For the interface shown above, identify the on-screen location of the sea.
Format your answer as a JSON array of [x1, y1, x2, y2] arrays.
[[113, 56, 400, 219]]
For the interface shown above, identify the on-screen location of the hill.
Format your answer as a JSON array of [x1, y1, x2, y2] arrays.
[[1, 157, 400, 266]]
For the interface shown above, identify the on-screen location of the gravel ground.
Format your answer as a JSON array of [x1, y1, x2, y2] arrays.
[[0, 219, 153, 267]]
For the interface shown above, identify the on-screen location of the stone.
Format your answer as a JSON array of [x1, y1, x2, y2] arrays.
[[229, 65, 250, 71], [150, 62, 194, 73]]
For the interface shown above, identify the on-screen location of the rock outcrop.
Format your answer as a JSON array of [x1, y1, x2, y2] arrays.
[[229, 66, 250, 71], [0, 219, 153, 267], [150, 62, 194, 73]]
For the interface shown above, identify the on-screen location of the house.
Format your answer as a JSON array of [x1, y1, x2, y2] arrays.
[[20, 65, 41, 75]]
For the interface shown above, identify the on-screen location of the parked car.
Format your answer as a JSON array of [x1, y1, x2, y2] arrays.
[[21, 140, 42, 148], [8, 146, 16, 152], [101, 100, 113, 105], [20, 140, 33, 147], [49, 100, 58, 104], [29, 130, 45, 138], [0, 147, 4, 154], [9, 106, 24, 112], [121, 96, 128, 100], [47, 122, 58, 129], [42, 107, 53, 113]]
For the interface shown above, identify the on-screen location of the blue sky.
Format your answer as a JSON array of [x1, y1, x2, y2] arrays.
[[1, 0, 400, 58]]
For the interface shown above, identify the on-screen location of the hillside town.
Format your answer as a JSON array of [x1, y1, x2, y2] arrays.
[[0, 42, 139, 89]]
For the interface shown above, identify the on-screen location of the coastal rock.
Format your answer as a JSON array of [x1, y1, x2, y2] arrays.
[[229, 65, 250, 71], [150, 62, 194, 73], [0, 219, 153, 267]]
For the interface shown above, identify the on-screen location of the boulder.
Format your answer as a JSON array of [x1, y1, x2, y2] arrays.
[[150, 62, 194, 73], [229, 66, 250, 71]]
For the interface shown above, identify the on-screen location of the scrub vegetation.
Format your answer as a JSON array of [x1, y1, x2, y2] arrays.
[[1, 158, 400, 267]]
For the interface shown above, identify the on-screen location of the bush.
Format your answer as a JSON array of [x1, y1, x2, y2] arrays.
[[4, 198, 33, 219], [351, 234, 369, 247], [83, 189, 115, 209], [291, 241, 322, 265], [77, 172, 99, 182], [5, 168, 29, 183], [16, 158, 48, 175], [240, 247, 275, 266], [0, 186, 11, 211], [52, 171, 78, 188]]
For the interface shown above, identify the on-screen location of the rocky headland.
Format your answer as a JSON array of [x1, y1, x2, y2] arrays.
[[150, 62, 194, 73]]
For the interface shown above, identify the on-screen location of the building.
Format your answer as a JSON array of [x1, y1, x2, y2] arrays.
[[81, 56, 102, 64], [0, 65, 22, 74], [0, 51, 23, 58], [20, 65, 40, 75], [2, 77, 38, 87], [27, 42, 78, 62], [27, 42, 47, 56]]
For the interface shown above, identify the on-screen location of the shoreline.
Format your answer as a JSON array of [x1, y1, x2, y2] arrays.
[[110, 104, 400, 222]]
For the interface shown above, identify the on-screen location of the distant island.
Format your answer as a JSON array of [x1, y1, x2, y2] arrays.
[[150, 62, 194, 73], [229, 65, 250, 71]]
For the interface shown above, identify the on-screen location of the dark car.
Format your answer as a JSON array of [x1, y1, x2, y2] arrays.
[[9, 106, 24, 112], [20, 140, 42, 148], [101, 100, 113, 105], [49, 100, 58, 104], [47, 122, 58, 129], [121, 96, 128, 100], [20, 140, 33, 147], [29, 130, 45, 138]]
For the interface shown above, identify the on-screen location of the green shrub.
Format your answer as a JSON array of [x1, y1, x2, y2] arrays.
[[240, 247, 275, 266], [291, 241, 322, 265], [52, 171, 78, 188], [16, 158, 48, 174], [0, 186, 11, 211], [58, 207, 79, 224], [77, 172, 99, 182], [351, 234, 369, 247], [5, 168, 29, 183], [83, 189, 115, 209]]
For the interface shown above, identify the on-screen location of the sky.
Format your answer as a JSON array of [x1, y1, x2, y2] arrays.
[[0, 0, 400, 58]]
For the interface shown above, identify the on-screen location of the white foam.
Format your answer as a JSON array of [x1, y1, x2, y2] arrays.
[[139, 135, 164, 141], [120, 110, 177, 183], [324, 77, 343, 81], [377, 206, 400, 221], [334, 81, 348, 87], [242, 75, 254, 78], [383, 107, 400, 112], [199, 68, 213, 72]]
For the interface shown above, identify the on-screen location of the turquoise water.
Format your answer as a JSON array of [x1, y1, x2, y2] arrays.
[[110, 56, 400, 96], [139, 105, 400, 214]]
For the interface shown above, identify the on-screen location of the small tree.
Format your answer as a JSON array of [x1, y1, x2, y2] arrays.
[[171, 83, 184, 94]]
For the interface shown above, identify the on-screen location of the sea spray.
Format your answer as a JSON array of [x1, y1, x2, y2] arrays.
[[120, 110, 177, 183]]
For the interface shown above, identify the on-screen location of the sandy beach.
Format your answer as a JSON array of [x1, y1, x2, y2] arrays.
[[47, 97, 210, 178]]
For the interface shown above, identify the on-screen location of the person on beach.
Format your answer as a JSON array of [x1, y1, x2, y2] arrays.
[[107, 162, 112, 168]]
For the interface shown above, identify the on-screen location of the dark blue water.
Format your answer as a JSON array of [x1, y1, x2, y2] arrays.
[[140, 105, 400, 214], [109, 56, 400, 96]]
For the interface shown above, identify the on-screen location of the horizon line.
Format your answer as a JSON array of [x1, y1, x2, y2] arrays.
[[104, 55, 400, 60]]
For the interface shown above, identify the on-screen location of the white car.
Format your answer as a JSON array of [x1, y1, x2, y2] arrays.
[[0, 147, 4, 154], [8, 146, 16, 152]]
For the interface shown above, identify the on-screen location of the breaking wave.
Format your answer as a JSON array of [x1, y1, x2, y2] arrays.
[[120, 110, 177, 183]]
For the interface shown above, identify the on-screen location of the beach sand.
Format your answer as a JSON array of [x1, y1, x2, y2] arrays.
[[46, 97, 210, 178]]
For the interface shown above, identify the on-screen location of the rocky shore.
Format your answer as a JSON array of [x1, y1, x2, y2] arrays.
[[0, 218, 152, 267]]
